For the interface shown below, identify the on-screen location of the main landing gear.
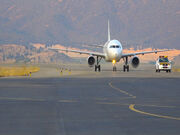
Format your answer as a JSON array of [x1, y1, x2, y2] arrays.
[[123, 57, 129, 72], [95, 56, 102, 72]]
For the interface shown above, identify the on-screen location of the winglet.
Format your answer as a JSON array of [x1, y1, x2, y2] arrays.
[[108, 20, 111, 41]]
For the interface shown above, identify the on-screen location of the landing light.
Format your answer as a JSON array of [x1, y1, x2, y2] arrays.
[[112, 60, 116, 64]]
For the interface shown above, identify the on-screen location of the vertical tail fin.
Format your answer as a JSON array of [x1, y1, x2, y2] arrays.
[[108, 20, 111, 41]]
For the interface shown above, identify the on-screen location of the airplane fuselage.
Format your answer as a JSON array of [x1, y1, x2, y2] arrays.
[[103, 39, 123, 62]]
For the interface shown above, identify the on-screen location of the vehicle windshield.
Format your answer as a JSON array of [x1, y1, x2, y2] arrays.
[[159, 58, 169, 62]]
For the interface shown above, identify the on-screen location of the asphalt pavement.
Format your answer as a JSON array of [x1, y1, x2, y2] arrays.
[[0, 76, 180, 135]]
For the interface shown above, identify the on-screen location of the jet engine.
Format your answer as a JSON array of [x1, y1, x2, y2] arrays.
[[87, 56, 95, 67], [131, 56, 140, 68]]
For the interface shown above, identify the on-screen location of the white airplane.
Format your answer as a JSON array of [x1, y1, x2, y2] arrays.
[[49, 21, 169, 72]]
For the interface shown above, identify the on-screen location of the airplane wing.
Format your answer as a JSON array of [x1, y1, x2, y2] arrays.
[[122, 49, 170, 57], [82, 44, 104, 48], [48, 48, 105, 58]]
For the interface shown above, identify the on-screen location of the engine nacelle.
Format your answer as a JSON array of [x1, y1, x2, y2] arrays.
[[131, 56, 140, 68], [87, 56, 95, 67]]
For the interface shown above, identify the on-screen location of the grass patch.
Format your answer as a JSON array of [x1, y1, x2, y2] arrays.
[[0, 66, 40, 77], [172, 68, 180, 72]]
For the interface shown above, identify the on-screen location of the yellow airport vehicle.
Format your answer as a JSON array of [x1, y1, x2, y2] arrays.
[[155, 56, 171, 73]]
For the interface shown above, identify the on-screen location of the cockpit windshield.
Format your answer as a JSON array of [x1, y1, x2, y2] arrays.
[[110, 45, 120, 48], [159, 58, 169, 62]]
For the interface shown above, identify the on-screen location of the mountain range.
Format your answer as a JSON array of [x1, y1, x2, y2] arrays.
[[0, 44, 180, 64], [0, 0, 180, 49]]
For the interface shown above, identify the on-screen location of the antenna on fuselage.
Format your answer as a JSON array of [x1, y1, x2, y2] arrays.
[[108, 20, 111, 41]]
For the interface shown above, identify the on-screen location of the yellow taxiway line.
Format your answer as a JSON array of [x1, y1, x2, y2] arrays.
[[109, 82, 180, 121], [109, 82, 136, 99], [129, 104, 180, 121]]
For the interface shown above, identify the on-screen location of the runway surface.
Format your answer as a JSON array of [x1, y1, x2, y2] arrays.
[[0, 75, 180, 135], [0, 62, 180, 135]]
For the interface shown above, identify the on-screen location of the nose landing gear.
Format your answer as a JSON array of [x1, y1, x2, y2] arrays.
[[112, 59, 117, 72], [113, 66, 117, 72]]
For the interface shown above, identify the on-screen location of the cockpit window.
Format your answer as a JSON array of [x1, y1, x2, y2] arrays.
[[110, 45, 115, 48], [110, 45, 120, 48]]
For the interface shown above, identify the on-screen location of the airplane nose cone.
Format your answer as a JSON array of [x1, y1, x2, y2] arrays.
[[115, 53, 118, 57]]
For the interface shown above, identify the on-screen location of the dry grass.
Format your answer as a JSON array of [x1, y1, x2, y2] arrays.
[[172, 68, 180, 72], [0, 66, 40, 77]]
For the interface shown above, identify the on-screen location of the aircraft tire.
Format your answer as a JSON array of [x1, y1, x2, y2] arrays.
[[123, 65, 126, 72], [127, 65, 129, 72], [113, 66, 116, 72], [95, 65, 97, 72], [123, 65, 129, 72], [98, 65, 101, 72]]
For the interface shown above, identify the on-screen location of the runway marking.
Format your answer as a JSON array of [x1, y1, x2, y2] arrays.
[[58, 100, 78, 103], [108, 82, 180, 121], [109, 82, 136, 99], [129, 104, 180, 121], [98, 102, 176, 108], [97, 102, 130, 106], [135, 104, 177, 108], [95, 98, 108, 101], [0, 97, 46, 102], [0, 97, 78, 103]]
